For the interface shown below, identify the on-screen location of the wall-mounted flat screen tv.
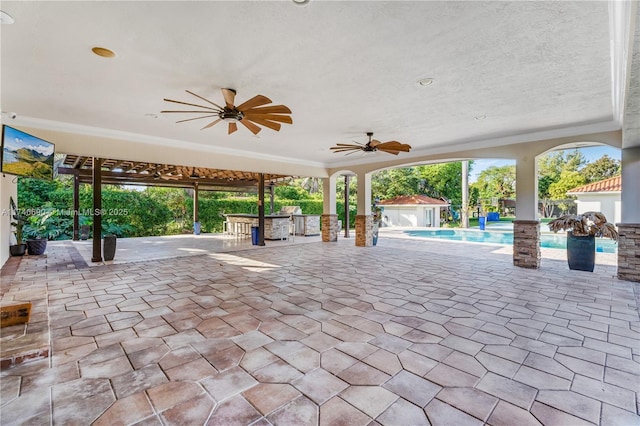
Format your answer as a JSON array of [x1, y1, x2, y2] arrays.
[[1, 125, 55, 180]]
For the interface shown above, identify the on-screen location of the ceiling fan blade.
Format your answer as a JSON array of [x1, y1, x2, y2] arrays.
[[163, 98, 218, 111], [222, 88, 236, 108], [377, 141, 411, 152], [176, 114, 219, 123], [236, 95, 272, 112], [201, 118, 222, 130], [345, 150, 363, 156], [185, 90, 224, 110], [239, 119, 262, 135], [244, 117, 281, 132], [377, 149, 400, 155], [242, 113, 292, 124], [242, 105, 292, 114], [369, 139, 381, 147], [161, 110, 219, 114], [228, 122, 238, 134], [334, 143, 361, 148], [376, 141, 401, 149], [330, 146, 361, 151]]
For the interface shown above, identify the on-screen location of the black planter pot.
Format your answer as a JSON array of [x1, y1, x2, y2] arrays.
[[26, 239, 47, 256], [566, 232, 595, 272], [103, 235, 117, 261], [9, 243, 27, 256], [80, 225, 91, 240]]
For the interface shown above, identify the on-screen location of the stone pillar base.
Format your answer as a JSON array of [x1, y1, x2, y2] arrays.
[[321, 214, 338, 242], [355, 215, 374, 247], [513, 220, 540, 269], [617, 224, 640, 282]]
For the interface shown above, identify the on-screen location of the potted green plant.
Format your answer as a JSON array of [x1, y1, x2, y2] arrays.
[[79, 215, 92, 240], [24, 208, 61, 255], [548, 211, 618, 272], [9, 197, 27, 256]]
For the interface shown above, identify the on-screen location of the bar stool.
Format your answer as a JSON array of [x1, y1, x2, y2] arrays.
[[289, 220, 295, 242], [241, 222, 251, 238], [223, 219, 232, 236]]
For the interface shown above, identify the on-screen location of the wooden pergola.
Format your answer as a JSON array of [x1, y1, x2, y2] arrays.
[[58, 155, 293, 190], [58, 155, 296, 261]]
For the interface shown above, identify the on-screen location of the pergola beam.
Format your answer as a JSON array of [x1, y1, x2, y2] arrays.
[[58, 167, 260, 188]]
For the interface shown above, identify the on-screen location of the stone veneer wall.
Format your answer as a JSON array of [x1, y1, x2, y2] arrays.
[[321, 214, 338, 242], [355, 215, 374, 247], [227, 217, 289, 240], [617, 224, 640, 282], [513, 220, 541, 269]]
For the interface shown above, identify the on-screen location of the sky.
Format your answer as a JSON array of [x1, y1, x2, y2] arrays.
[[3, 126, 55, 156], [469, 145, 621, 183]]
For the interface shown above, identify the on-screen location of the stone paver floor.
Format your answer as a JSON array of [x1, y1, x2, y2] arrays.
[[1, 233, 638, 425]]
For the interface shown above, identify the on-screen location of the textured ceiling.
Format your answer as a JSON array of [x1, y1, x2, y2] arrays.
[[0, 1, 629, 171]]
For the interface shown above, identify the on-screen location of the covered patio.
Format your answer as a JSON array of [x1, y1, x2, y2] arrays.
[[1, 233, 637, 425], [1, 2, 639, 425]]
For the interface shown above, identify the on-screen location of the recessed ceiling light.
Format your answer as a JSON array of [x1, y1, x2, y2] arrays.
[[0, 10, 14, 24], [474, 115, 486, 121], [417, 78, 434, 86], [91, 46, 116, 58], [292, 0, 310, 5]]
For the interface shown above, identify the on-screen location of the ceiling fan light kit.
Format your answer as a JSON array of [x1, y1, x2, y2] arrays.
[[162, 88, 292, 135], [330, 132, 412, 156]]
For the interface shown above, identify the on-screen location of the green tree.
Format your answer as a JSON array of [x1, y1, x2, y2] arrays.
[[299, 177, 322, 196], [471, 165, 516, 211], [274, 185, 313, 200], [548, 170, 586, 214], [580, 155, 620, 183], [417, 162, 465, 207], [537, 150, 586, 217], [17, 178, 62, 211], [372, 168, 421, 199], [564, 149, 587, 172], [145, 187, 190, 233]]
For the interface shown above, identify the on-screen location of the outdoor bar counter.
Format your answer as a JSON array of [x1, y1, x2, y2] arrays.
[[225, 214, 291, 240]]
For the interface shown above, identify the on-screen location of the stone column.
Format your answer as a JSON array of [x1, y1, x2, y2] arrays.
[[355, 172, 372, 247], [355, 215, 373, 247], [617, 225, 640, 282], [322, 214, 338, 242], [322, 176, 338, 243], [514, 156, 540, 268], [513, 220, 541, 268], [618, 146, 640, 282]]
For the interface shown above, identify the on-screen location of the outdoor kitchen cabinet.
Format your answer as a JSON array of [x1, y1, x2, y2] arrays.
[[292, 214, 320, 236]]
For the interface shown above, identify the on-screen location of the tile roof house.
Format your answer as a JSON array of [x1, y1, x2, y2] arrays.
[[377, 195, 450, 228], [567, 175, 621, 224]]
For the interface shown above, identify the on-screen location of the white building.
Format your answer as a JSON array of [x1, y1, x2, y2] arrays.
[[568, 175, 621, 225], [378, 195, 450, 228]]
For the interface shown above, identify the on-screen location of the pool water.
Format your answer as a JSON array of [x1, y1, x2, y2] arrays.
[[404, 229, 617, 253]]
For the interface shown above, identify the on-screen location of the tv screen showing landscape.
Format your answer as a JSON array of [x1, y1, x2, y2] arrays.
[[1, 125, 55, 180]]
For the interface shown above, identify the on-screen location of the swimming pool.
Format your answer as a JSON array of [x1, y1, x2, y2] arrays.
[[404, 229, 617, 253]]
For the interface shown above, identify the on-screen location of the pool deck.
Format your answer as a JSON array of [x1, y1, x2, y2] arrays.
[[0, 230, 637, 425]]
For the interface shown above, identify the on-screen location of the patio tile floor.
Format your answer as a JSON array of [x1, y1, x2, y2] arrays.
[[1, 231, 638, 425]]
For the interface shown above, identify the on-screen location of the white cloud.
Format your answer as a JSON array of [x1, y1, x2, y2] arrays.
[[5, 137, 54, 156]]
